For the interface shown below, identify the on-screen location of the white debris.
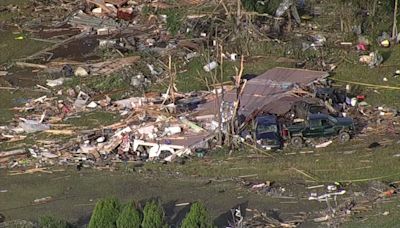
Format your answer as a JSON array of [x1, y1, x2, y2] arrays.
[[46, 78, 65, 87], [74, 67, 89, 77]]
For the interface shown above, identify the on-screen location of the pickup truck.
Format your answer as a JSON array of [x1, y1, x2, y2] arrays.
[[286, 113, 355, 148]]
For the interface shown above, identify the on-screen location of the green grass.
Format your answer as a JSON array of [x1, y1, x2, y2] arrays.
[[0, 167, 301, 227], [0, 91, 17, 124], [0, 31, 48, 64], [172, 44, 292, 93], [64, 111, 121, 129], [0, 90, 44, 124], [333, 47, 400, 108], [146, 136, 400, 184], [174, 57, 236, 92], [345, 198, 400, 228]]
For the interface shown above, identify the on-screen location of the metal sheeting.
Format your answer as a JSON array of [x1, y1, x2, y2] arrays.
[[196, 67, 329, 117], [254, 67, 329, 85]]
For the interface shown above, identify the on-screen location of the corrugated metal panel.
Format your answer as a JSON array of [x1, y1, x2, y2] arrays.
[[255, 67, 329, 85], [195, 67, 329, 117]]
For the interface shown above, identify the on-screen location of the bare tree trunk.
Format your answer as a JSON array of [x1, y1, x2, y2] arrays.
[[230, 56, 245, 151], [236, 0, 241, 27], [209, 34, 224, 146], [168, 55, 176, 103], [372, 0, 378, 16], [287, 10, 292, 32], [393, 0, 398, 39], [340, 16, 344, 32]]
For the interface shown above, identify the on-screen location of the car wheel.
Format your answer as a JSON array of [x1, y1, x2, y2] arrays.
[[339, 132, 350, 143], [291, 136, 304, 148]]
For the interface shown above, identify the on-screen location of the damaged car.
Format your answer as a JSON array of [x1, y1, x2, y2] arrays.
[[241, 114, 284, 150]]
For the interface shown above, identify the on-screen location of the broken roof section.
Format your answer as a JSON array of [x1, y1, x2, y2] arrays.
[[196, 67, 329, 117], [255, 67, 329, 85]]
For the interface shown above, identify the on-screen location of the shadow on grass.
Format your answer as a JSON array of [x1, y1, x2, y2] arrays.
[[214, 201, 248, 227], [381, 50, 392, 62]]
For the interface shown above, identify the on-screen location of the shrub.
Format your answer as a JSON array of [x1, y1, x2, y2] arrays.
[[141, 201, 168, 228], [88, 197, 121, 228], [180, 202, 213, 228], [166, 10, 182, 35], [38, 216, 71, 228], [116, 202, 141, 228]]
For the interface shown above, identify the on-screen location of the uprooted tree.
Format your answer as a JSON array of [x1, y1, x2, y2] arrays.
[[88, 197, 121, 228], [180, 202, 214, 228]]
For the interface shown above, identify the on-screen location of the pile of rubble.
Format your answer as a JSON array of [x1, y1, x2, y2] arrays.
[[3, 64, 400, 170], [0, 87, 218, 169]]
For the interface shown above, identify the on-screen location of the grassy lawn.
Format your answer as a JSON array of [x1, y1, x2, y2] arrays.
[[345, 197, 400, 228], [0, 90, 45, 124], [1, 136, 400, 226], [0, 167, 322, 227], [0, 31, 48, 64], [333, 47, 400, 108], [64, 111, 121, 129], [146, 135, 400, 184]]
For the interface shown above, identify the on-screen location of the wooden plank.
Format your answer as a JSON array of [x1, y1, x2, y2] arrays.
[[0, 149, 27, 158]]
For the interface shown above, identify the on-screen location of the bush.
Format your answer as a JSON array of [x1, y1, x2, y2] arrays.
[[88, 197, 121, 228], [141, 201, 168, 228], [116, 202, 142, 228], [38, 216, 71, 228], [180, 202, 213, 228]]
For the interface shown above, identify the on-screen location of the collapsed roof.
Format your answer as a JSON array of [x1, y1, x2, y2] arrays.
[[195, 67, 329, 118]]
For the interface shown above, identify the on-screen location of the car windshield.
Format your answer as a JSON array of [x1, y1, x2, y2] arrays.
[[257, 124, 278, 134], [327, 115, 337, 124]]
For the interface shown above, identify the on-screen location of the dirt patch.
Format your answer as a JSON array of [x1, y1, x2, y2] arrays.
[[50, 36, 100, 61]]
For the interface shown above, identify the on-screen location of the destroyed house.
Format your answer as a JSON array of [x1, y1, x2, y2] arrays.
[[195, 67, 330, 119]]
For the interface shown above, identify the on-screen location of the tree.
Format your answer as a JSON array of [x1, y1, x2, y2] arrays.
[[141, 201, 168, 228], [116, 202, 142, 228], [38, 216, 71, 228], [181, 202, 214, 228], [88, 197, 121, 228]]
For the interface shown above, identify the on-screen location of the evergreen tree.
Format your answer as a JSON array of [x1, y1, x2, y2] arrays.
[[181, 202, 213, 228], [141, 201, 168, 228], [38, 216, 71, 228], [116, 202, 142, 228], [88, 197, 121, 228]]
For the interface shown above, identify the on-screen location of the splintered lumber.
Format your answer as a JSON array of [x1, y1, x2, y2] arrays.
[[8, 167, 53, 175], [33, 196, 53, 205], [44, 129, 75, 135], [87, 0, 117, 14], [15, 62, 48, 69], [0, 149, 27, 158], [90, 56, 140, 75]]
